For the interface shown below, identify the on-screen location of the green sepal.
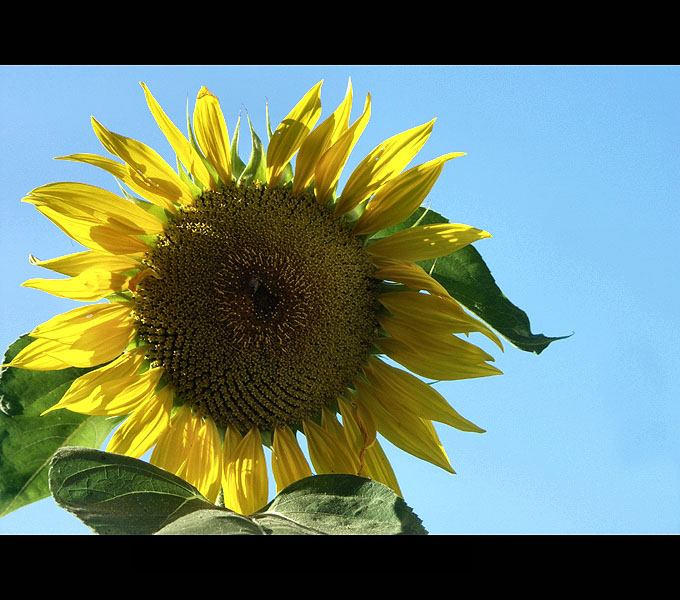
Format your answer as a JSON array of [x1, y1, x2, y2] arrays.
[[370, 207, 568, 354], [237, 115, 267, 186], [230, 115, 247, 182], [135, 233, 159, 249], [0, 335, 125, 518], [135, 201, 172, 227], [176, 156, 203, 197], [105, 290, 135, 304], [258, 429, 274, 449], [117, 182, 172, 227]]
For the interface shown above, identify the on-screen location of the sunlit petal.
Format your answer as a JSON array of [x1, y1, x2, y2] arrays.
[[271, 426, 313, 492], [107, 384, 174, 458], [293, 79, 353, 195], [364, 356, 485, 433], [29, 250, 142, 277], [314, 93, 371, 207], [303, 414, 358, 475], [193, 86, 231, 184], [22, 268, 130, 301], [353, 153, 464, 234], [222, 427, 268, 515], [352, 381, 455, 474], [266, 81, 323, 187], [335, 119, 435, 216], [92, 117, 195, 208], [367, 223, 491, 262], [140, 82, 214, 189]]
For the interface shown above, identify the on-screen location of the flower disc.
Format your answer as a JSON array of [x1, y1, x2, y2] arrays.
[[133, 182, 380, 432]]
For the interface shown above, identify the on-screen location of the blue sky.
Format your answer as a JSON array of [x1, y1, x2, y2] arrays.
[[1, 65, 678, 535]]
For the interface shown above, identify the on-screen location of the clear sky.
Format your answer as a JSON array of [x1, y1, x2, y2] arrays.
[[1, 64, 678, 535]]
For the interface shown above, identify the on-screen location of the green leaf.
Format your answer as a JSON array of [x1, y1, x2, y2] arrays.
[[370, 207, 569, 354], [253, 474, 428, 535], [48, 448, 426, 534], [155, 509, 266, 535], [48, 446, 218, 535], [0, 335, 125, 517]]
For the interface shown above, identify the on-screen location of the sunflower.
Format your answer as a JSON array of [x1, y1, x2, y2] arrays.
[[6, 80, 503, 515]]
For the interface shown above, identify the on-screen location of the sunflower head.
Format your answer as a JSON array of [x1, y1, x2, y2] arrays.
[[7, 79, 502, 515]]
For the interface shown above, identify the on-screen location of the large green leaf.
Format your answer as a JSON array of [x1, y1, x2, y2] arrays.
[[48, 447, 218, 535], [253, 474, 427, 535], [369, 207, 568, 354], [155, 509, 267, 535], [0, 335, 125, 517], [48, 447, 427, 534]]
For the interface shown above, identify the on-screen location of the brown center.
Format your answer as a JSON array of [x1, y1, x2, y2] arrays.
[[132, 182, 380, 433]]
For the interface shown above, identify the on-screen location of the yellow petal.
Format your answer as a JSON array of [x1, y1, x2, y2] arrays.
[[325, 79, 354, 147], [4, 338, 76, 371], [293, 79, 353, 195], [29, 250, 142, 277], [363, 357, 485, 433], [337, 398, 402, 496], [380, 313, 495, 363], [367, 223, 491, 262], [352, 382, 455, 474], [91, 116, 195, 208], [149, 404, 222, 502], [321, 406, 361, 468], [271, 426, 313, 493], [53, 320, 136, 368], [338, 395, 377, 453], [33, 205, 151, 255], [150, 404, 224, 502], [12, 304, 137, 370], [24, 182, 165, 236], [303, 415, 358, 475], [266, 81, 323, 187], [378, 290, 504, 350], [140, 82, 214, 189], [353, 153, 464, 234], [362, 440, 402, 496], [372, 260, 450, 297], [193, 86, 231, 184], [337, 396, 375, 477], [222, 427, 268, 515], [29, 303, 134, 343], [106, 384, 173, 458], [45, 359, 160, 416], [89, 367, 163, 415], [334, 119, 435, 216], [375, 336, 502, 381], [56, 153, 129, 179], [185, 414, 224, 503], [314, 93, 371, 207], [223, 424, 243, 454], [150, 404, 192, 479], [22, 267, 130, 301], [56, 153, 178, 213]]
